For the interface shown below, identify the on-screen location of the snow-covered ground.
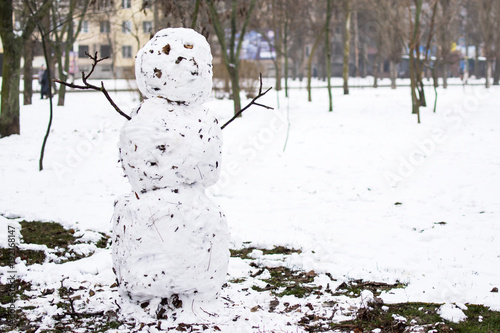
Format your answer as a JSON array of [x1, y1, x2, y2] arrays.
[[0, 80, 499, 331]]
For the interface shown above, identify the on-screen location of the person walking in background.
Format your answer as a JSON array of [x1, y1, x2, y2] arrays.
[[38, 65, 45, 99], [40, 66, 50, 99]]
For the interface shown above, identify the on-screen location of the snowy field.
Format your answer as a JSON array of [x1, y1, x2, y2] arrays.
[[0, 80, 499, 331]]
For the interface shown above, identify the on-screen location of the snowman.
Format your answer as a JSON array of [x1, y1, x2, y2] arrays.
[[112, 28, 229, 312]]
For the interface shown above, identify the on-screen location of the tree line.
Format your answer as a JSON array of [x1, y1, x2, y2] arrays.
[[1, 0, 500, 137]]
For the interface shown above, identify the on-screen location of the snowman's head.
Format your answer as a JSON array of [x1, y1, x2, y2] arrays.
[[135, 28, 213, 104]]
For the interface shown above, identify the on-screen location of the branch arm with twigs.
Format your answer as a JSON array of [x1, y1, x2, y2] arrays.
[[221, 73, 273, 130], [56, 53, 271, 126], [54, 52, 131, 121]]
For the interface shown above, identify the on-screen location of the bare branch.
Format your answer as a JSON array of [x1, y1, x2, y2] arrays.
[[221, 74, 273, 130], [55, 52, 131, 121]]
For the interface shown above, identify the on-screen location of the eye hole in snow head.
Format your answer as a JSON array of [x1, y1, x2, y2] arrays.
[[162, 44, 170, 55], [184, 44, 193, 49]]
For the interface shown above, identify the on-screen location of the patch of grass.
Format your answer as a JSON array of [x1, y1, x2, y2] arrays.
[[20, 221, 77, 249], [450, 304, 500, 332], [0, 248, 13, 267], [95, 233, 111, 249], [334, 279, 406, 298], [0, 248, 46, 267], [0, 308, 33, 333], [264, 246, 302, 256], [18, 249, 46, 265], [325, 302, 500, 333], [230, 245, 302, 260], [252, 266, 318, 298], [0, 280, 32, 305], [95, 320, 122, 332], [326, 302, 441, 332], [0, 221, 110, 266]]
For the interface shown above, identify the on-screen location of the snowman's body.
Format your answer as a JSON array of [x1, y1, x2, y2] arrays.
[[112, 28, 229, 306]]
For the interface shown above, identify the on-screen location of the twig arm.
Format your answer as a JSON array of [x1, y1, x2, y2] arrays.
[[54, 52, 131, 121], [100, 81, 132, 120], [221, 74, 273, 130]]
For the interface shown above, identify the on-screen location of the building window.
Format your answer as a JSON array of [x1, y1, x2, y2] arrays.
[[81, 21, 89, 33], [142, 0, 152, 9], [100, 21, 110, 33], [143, 21, 153, 34], [122, 21, 131, 33], [93, 0, 111, 10], [78, 45, 89, 58], [122, 46, 132, 58], [100, 45, 112, 58], [122, 0, 131, 8]]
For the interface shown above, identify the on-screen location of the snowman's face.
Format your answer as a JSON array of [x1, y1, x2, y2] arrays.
[[135, 28, 213, 104]]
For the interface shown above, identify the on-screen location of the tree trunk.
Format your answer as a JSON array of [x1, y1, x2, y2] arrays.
[[409, 0, 422, 123], [432, 64, 439, 88], [0, 41, 22, 137], [373, 56, 379, 88], [0, 0, 21, 137], [342, 0, 351, 95], [0, 0, 53, 137], [23, 38, 35, 105], [494, 1, 500, 86], [361, 43, 367, 77], [191, 0, 201, 29], [493, 55, 500, 85], [486, 59, 492, 88], [229, 66, 241, 116], [410, 51, 419, 117], [275, 57, 282, 91], [353, 10, 359, 77], [474, 44, 480, 78], [442, 62, 448, 89], [208, 0, 255, 116], [284, 20, 289, 98], [390, 60, 397, 89], [326, 0, 333, 111], [307, 24, 325, 102], [57, 28, 75, 106], [57, 5, 76, 107]]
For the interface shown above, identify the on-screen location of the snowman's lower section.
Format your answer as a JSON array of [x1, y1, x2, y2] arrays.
[[112, 186, 229, 303]]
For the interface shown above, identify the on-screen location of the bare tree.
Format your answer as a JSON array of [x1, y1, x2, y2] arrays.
[[435, 0, 460, 89], [256, 1, 307, 98], [23, 37, 36, 105], [0, 0, 54, 137], [151, 0, 211, 37], [51, 0, 90, 106], [208, 0, 256, 116], [342, 0, 351, 95], [493, 0, 500, 85], [386, 1, 405, 89], [325, 0, 333, 110], [362, 0, 405, 89], [352, 8, 360, 77], [476, 0, 496, 88], [408, 0, 423, 122]]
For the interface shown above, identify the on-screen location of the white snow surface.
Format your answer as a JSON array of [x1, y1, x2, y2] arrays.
[[0, 79, 500, 331], [437, 303, 468, 323]]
